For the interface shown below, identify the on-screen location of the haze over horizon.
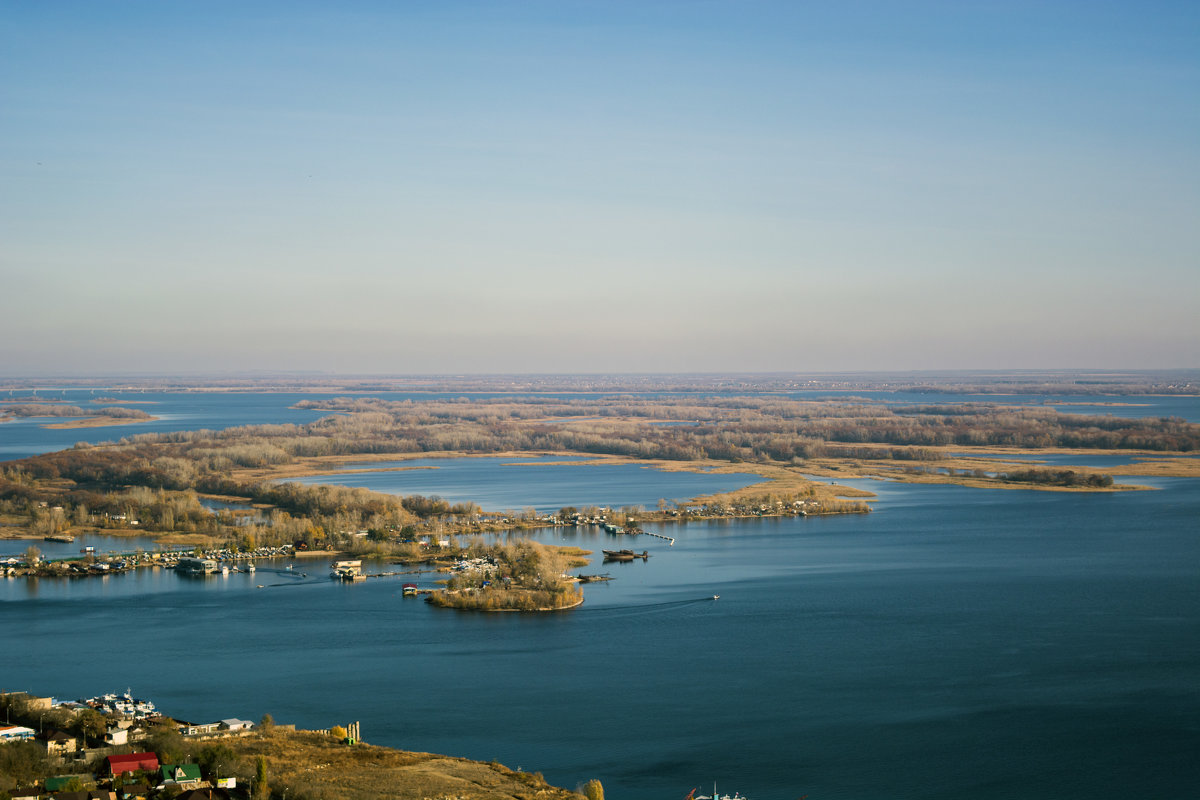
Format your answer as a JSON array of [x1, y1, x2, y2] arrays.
[[3, 2, 1197, 376]]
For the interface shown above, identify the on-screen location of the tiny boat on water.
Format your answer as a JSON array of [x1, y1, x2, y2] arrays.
[[690, 785, 748, 800], [602, 549, 649, 561]]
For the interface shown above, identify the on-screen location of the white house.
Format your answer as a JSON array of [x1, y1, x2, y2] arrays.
[[0, 725, 35, 742], [219, 718, 254, 732]]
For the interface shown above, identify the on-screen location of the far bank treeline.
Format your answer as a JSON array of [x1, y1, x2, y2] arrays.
[[2, 395, 1198, 550], [1, 403, 154, 420]]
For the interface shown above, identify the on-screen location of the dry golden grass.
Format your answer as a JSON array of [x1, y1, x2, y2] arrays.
[[154, 532, 220, 546], [223, 729, 584, 800], [40, 415, 161, 429]]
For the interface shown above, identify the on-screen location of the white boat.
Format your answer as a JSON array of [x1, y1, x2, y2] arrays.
[[690, 785, 748, 800], [246, 563, 256, 573]]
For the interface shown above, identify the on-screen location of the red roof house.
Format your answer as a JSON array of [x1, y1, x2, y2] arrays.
[[106, 751, 160, 776]]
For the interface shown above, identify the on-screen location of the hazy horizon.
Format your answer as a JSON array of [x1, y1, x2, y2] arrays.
[[3, 2, 1198, 374], [2, 368, 1197, 390]]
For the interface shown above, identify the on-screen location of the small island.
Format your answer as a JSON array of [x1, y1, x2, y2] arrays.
[[424, 540, 587, 611], [0, 402, 157, 429]]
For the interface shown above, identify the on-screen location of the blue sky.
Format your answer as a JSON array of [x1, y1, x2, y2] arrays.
[[2, 1, 1197, 375]]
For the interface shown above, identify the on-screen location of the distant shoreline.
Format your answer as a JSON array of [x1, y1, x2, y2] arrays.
[[41, 415, 161, 429]]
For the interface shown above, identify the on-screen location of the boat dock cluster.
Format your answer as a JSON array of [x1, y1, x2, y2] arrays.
[[68, 690, 157, 720], [451, 557, 500, 576], [164, 544, 294, 568]]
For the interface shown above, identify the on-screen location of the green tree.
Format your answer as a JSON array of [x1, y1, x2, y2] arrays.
[[0, 741, 48, 785], [145, 722, 186, 764], [74, 708, 106, 742], [583, 779, 605, 800], [197, 743, 237, 779], [254, 755, 269, 800]]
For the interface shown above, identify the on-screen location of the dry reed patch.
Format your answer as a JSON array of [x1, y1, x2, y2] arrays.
[[1087, 457, 1200, 478], [154, 532, 219, 546], [42, 415, 162, 429]]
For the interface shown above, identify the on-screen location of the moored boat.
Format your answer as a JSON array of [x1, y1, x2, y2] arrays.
[[602, 549, 649, 561], [690, 784, 748, 800]]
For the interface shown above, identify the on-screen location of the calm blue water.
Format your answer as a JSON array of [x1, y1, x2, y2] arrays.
[[0, 391, 333, 461], [0, 532, 165, 561], [287, 456, 764, 512], [3, 476, 1198, 799], [948, 452, 1192, 470], [4, 392, 1199, 797], [787, 391, 1200, 422]]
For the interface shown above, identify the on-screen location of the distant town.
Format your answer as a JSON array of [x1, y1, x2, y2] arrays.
[[1, 689, 262, 799], [0, 688, 588, 800]]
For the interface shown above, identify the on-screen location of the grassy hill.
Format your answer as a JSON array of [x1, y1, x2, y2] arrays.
[[217, 728, 587, 800]]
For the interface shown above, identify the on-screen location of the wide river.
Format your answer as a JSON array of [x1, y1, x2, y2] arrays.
[[2, 392, 1199, 798]]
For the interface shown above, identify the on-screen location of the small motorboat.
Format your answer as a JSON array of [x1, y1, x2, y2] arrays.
[[602, 549, 649, 561]]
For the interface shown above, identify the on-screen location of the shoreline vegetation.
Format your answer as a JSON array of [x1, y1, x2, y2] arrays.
[[42, 414, 163, 429], [0, 403, 158, 429], [0, 691, 590, 800], [2, 375, 1198, 605]]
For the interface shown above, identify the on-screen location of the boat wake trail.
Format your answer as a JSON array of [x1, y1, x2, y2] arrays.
[[578, 596, 718, 619]]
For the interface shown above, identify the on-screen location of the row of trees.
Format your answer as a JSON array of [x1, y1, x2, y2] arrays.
[[996, 469, 1116, 488]]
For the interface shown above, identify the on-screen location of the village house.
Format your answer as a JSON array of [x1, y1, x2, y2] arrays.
[[103, 726, 129, 746], [105, 752, 160, 777], [2, 691, 53, 711], [38, 728, 80, 757], [177, 789, 233, 800], [0, 724, 36, 742], [44, 776, 100, 793], [218, 718, 254, 732], [158, 763, 202, 790]]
